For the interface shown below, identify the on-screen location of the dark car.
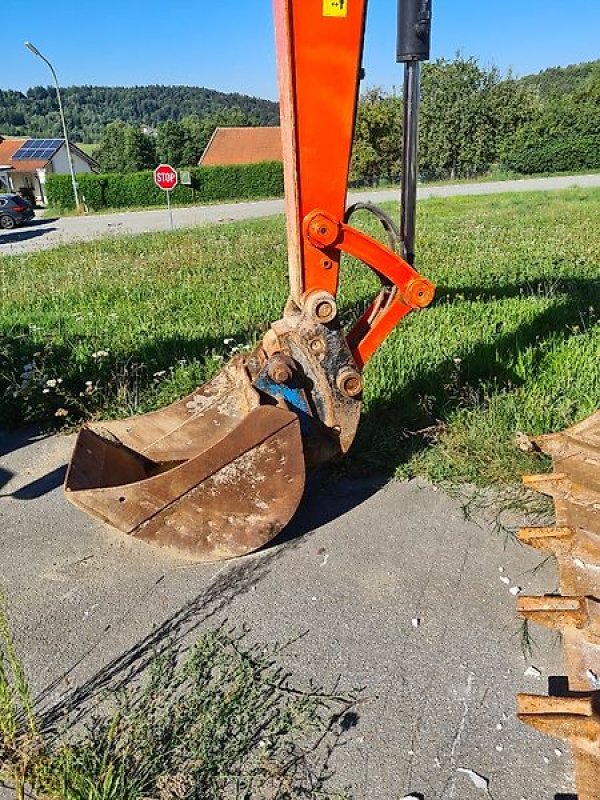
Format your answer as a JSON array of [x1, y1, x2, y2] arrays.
[[0, 194, 35, 230]]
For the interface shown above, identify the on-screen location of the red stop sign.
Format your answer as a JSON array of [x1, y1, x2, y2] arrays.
[[154, 164, 178, 191]]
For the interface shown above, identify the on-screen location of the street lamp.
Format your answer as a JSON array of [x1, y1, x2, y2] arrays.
[[24, 41, 81, 210]]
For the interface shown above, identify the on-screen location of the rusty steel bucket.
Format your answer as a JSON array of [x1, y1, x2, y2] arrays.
[[65, 358, 306, 562]]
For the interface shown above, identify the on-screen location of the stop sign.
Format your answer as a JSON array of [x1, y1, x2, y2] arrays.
[[154, 164, 178, 191]]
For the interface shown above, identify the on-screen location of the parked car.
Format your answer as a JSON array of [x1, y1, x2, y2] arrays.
[[0, 194, 35, 230]]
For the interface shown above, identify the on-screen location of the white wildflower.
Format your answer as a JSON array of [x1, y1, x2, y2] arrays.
[[92, 350, 110, 359], [46, 379, 58, 389]]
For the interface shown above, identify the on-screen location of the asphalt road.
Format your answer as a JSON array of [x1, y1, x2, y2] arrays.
[[1, 173, 599, 256], [0, 427, 574, 799]]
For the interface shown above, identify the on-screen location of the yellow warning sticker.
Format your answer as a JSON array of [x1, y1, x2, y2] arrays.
[[323, 0, 348, 17]]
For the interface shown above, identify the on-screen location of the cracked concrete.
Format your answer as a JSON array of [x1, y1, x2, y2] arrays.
[[0, 428, 576, 799]]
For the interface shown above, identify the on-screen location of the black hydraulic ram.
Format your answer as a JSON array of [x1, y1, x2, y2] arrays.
[[397, 0, 432, 265]]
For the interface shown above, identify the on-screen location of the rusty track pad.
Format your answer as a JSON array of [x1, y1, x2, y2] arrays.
[[65, 405, 305, 562]]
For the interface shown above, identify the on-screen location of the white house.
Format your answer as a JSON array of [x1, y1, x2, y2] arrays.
[[0, 136, 98, 204]]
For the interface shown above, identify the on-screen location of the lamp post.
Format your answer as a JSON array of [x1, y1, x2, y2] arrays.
[[24, 41, 81, 210]]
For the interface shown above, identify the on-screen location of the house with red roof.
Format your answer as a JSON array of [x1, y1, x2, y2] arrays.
[[0, 136, 98, 204], [199, 126, 283, 167]]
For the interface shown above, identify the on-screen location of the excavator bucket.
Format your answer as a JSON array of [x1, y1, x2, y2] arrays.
[[65, 359, 306, 561]]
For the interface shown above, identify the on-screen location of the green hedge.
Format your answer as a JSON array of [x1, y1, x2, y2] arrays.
[[501, 97, 600, 175], [46, 161, 284, 211], [502, 134, 600, 174]]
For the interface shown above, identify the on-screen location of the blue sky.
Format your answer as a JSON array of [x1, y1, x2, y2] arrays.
[[4, 0, 600, 99]]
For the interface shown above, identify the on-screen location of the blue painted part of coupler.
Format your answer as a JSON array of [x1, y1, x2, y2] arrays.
[[254, 374, 315, 437]]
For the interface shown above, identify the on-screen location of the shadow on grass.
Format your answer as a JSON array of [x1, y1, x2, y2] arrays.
[[0, 325, 258, 431], [354, 276, 600, 474], [2, 274, 599, 492]]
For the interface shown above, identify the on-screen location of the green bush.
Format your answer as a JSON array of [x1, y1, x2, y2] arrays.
[[502, 134, 600, 174], [501, 90, 600, 174], [46, 161, 284, 211]]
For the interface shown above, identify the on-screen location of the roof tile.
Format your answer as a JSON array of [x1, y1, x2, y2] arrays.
[[0, 138, 26, 167], [199, 127, 283, 167]]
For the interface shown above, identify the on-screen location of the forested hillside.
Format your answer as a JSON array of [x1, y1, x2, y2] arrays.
[[0, 85, 279, 142], [519, 59, 600, 99], [2, 57, 598, 180]]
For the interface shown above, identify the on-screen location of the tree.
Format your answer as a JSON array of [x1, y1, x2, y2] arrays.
[[179, 115, 206, 167], [0, 85, 279, 143], [351, 88, 402, 185], [488, 72, 538, 159], [418, 56, 537, 180], [95, 120, 156, 173], [156, 120, 186, 167], [501, 71, 600, 174], [123, 126, 156, 171], [94, 120, 128, 172], [419, 56, 497, 179]]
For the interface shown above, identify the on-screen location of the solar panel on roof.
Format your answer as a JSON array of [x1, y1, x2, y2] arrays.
[[12, 139, 63, 161]]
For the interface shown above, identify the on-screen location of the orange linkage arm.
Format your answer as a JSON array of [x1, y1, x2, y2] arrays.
[[304, 210, 435, 369]]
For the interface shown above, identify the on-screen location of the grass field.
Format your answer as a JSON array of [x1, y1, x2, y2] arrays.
[[1, 188, 599, 486], [76, 142, 99, 157]]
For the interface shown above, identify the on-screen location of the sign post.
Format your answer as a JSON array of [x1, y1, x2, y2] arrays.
[[153, 164, 178, 230]]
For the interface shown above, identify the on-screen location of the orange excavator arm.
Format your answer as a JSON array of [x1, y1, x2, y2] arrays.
[[65, 0, 434, 562]]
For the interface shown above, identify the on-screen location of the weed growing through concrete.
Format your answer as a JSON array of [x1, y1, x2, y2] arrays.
[[0, 593, 356, 799], [0, 589, 41, 800]]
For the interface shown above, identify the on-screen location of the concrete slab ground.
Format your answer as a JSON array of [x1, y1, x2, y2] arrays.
[[0, 429, 575, 799]]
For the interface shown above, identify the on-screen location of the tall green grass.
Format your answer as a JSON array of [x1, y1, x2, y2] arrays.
[[1, 188, 599, 485], [0, 589, 40, 800]]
